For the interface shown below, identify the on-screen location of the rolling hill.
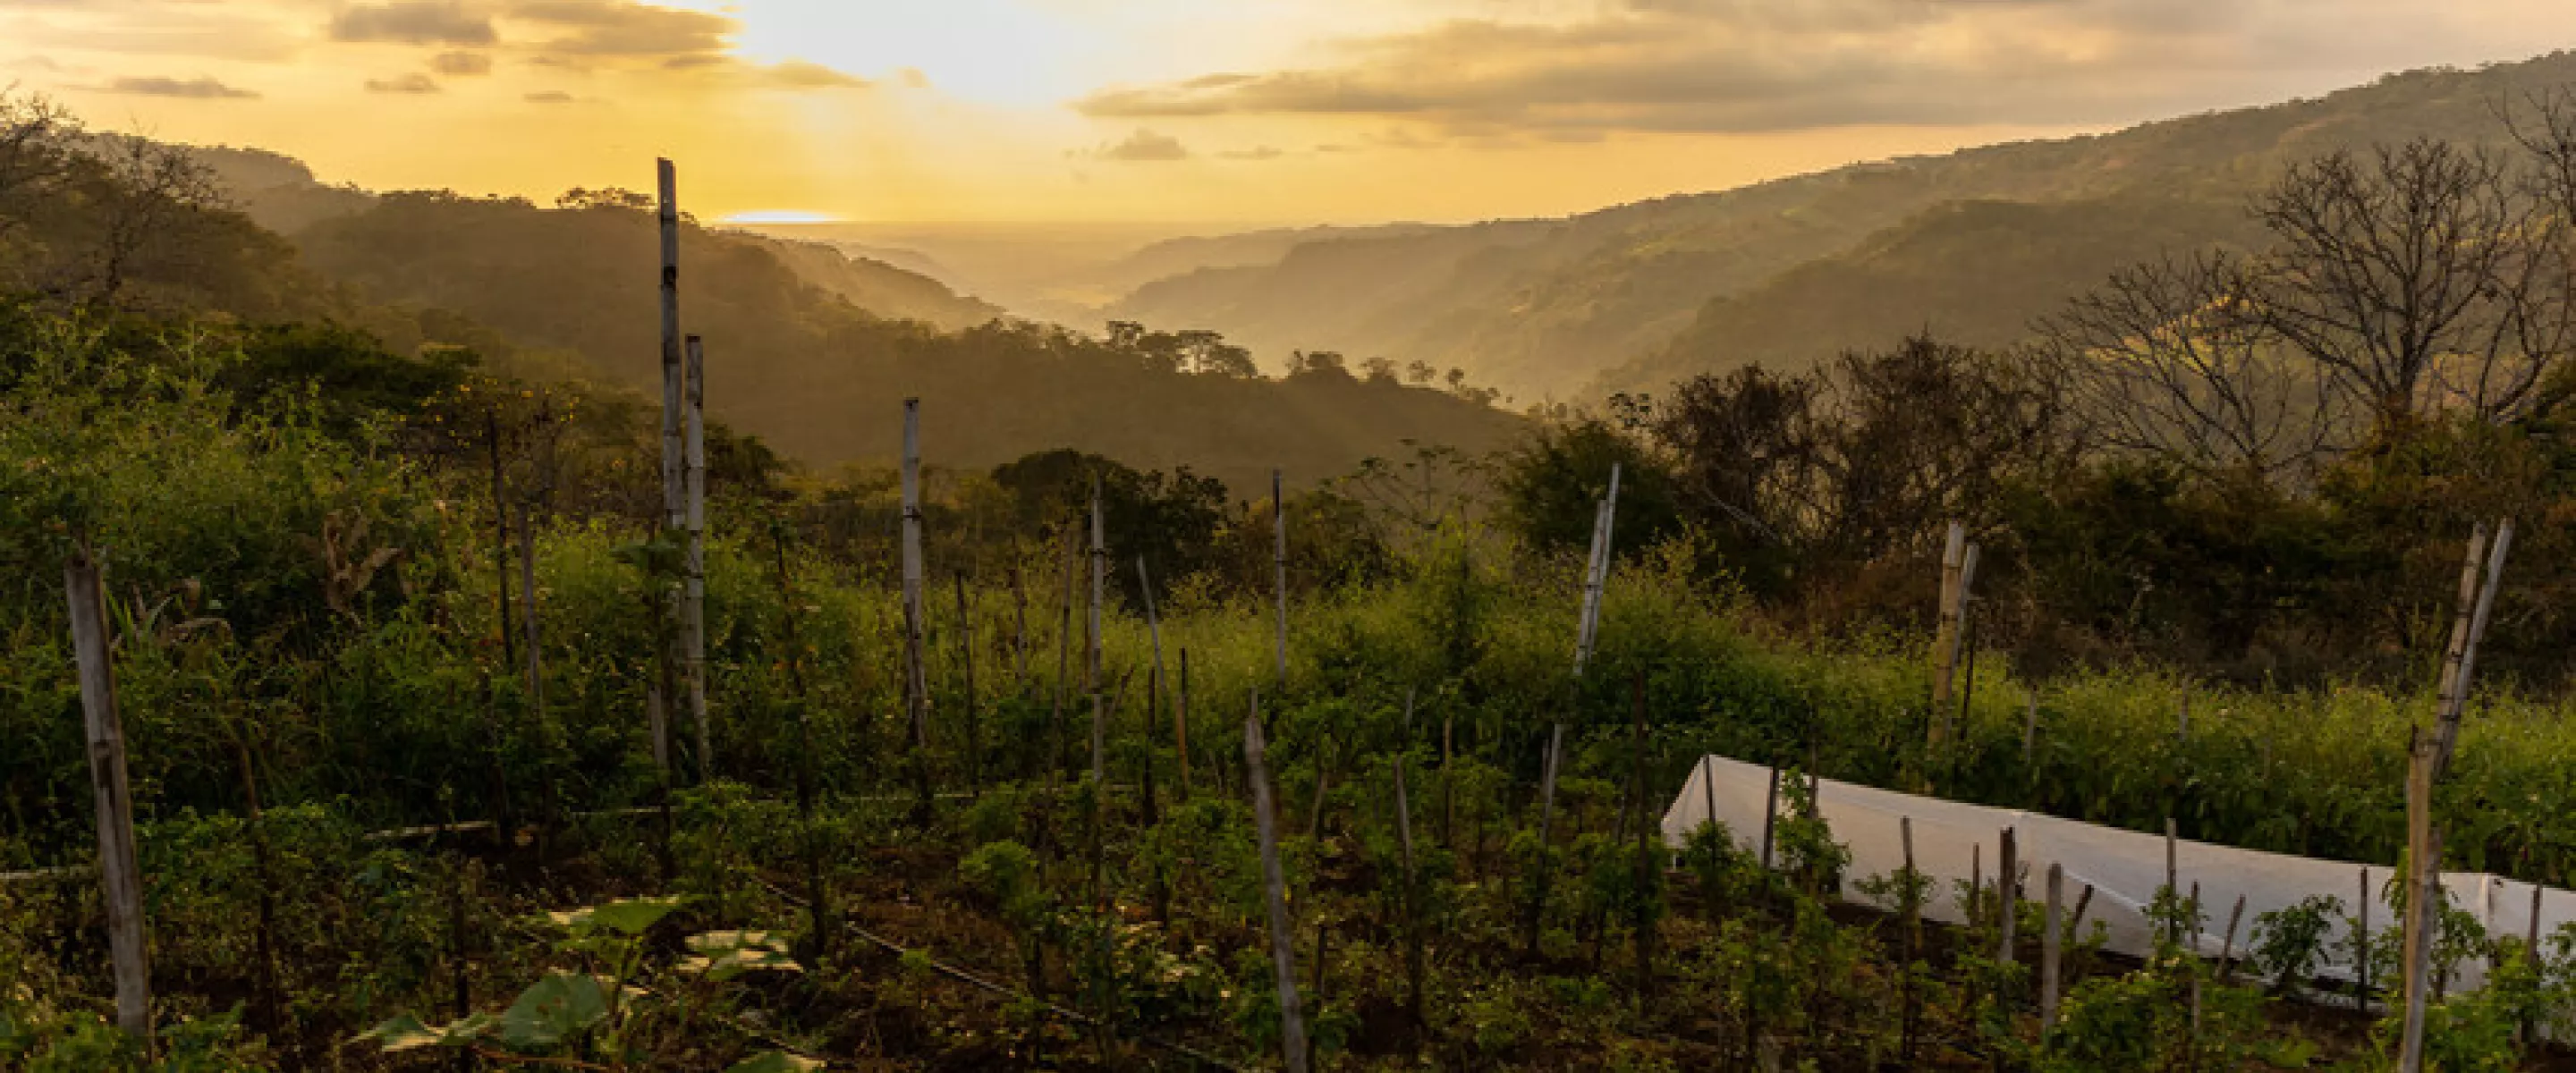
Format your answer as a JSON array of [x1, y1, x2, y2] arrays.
[[1097, 52, 2576, 404]]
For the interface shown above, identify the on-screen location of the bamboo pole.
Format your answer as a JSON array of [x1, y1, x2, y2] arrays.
[[656, 160, 686, 786], [1272, 469, 1288, 685], [2041, 862, 2063, 1030], [955, 572, 982, 798], [1901, 815, 1919, 1062], [682, 334, 709, 781], [900, 400, 934, 822], [2398, 745, 2439, 1071], [1574, 463, 1623, 674], [1244, 701, 1310, 1073], [2218, 893, 2247, 983], [67, 547, 150, 1042], [1758, 766, 1781, 871]]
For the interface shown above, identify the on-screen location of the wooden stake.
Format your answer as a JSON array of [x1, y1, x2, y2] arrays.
[[1272, 469, 1288, 685], [67, 547, 150, 1042], [2165, 817, 2180, 945], [1136, 555, 1165, 823], [1630, 671, 1656, 1000], [2041, 863, 2063, 1030], [486, 411, 515, 671], [1998, 827, 2019, 967], [899, 399, 934, 822], [2398, 745, 2439, 1071], [1089, 478, 1106, 783], [2357, 866, 2372, 1012], [1928, 520, 1967, 748], [1174, 647, 1191, 801], [1574, 464, 1623, 675], [682, 334, 709, 781], [1758, 766, 1780, 872], [1244, 704, 1310, 1073], [2218, 893, 2247, 982], [1901, 815, 1919, 1062], [518, 505, 543, 714], [955, 572, 982, 798]]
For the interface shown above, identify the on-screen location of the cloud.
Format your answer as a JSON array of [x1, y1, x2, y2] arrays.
[[1218, 145, 1284, 160], [1071, 0, 2548, 135], [99, 74, 257, 99], [522, 89, 579, 104], [331, 1, 496, 46], [428, 51, 492, 76], [506, 0, 732, 60], [366, 72, 441, 94], [1094, 128, 1189, 162], [759, 59, 865, 89]]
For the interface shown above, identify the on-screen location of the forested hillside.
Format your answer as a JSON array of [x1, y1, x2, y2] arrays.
[[4, 122, 1524, 494], [1105, 52, 2576, 402]]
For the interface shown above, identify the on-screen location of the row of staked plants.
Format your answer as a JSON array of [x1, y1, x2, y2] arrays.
[[14, 307, 2576, 1066]]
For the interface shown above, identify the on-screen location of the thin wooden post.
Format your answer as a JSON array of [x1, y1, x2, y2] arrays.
[[2398, 745, 2439, 1071], [68, 547, 150, 1042], [1928, 521, 1966, 748], [1574, 464, 1623, 675], [1088, 480, 1106, 784], [955, 572, 982, 798], [1136, 555, 1165, 824], [682, 334, 709, 781], [1244, 703, 1310, 1073], [899, 399, 934, 822], [1272, 469, 1288, 685], [1998, 827, 2019, 967], [2218, 893, 2247, 982], [1174, 647, 1191, 801], [518, 505, 542, 714], [2357, 866, 2372, 1012], [1630, 671, 1656, 1000], [1758, 766, 1781, 872], [2040, 863, 2063, 1031], [2165, 817, 2180, 945], [1901, 815, 1919, 1062], [1525, 722, 1566, 959], [655, 160, 686, 785]]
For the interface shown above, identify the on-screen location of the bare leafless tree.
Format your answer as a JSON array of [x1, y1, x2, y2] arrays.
[[2038, 251, 2346, 481], [80, 133, 231, 303], [0, 88, 78, 240], [2248, 139, 2564, 432]]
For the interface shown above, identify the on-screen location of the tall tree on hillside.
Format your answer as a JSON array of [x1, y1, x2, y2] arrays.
[[2248, 139, 2574, 434]]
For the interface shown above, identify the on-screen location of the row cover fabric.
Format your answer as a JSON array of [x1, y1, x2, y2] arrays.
[[1660, 754, 2574, 993]]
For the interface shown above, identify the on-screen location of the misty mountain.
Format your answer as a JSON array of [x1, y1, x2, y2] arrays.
[[1100, 51, 2576, 403]]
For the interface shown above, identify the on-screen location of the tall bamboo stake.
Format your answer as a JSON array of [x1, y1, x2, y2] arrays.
[[1272, 469, 1288, 685], [899, 399, 933, 822], [1998, 826, 2019, 967], [1244, 700, 1310, 1073], [682, 334, 709, 781], [2357, 866, 2372, 1012], [1574, 464, 1623, 674], [67, 546, 150, 1042], [655, 159, 686, 784]]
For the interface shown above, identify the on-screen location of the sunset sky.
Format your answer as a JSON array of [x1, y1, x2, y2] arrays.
[[9, 0, 2576, 224]]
